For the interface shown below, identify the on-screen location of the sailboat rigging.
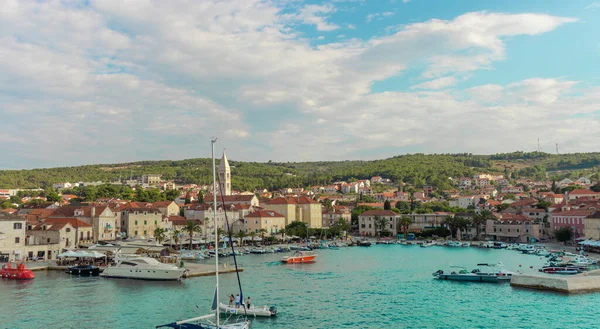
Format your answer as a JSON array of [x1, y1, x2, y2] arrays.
[[156, 139, 250, 329]]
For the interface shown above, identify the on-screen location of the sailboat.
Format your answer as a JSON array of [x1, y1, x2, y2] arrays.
[[157, 139, 251, 329]]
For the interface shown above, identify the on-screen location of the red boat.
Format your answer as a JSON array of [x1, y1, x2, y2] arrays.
[[0, 263, 35, 280]]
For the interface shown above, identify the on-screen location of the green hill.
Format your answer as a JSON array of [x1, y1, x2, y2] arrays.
[[1, 152, 600, 191]]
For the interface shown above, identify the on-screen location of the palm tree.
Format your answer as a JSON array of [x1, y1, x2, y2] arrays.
[[258, 228, 268, 243], [172, 229, 181, 248], [236, 230, 246, 247], [249, 231, 257, 246], [279, 228, 286, 240], [443, 215, 457, 239], [184, 220, 202, 250], [374, 216, 390, 238], [153, 227, 167, 245], [400, 216, 413, 238], [471, 213, 485, 241], [478, 210, 494, 240]]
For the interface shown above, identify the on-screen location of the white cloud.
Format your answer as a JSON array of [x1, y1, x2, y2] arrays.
[[0, 1, 587, 168], [366, 11, 394, 22], [586, 2, 600, 9], [411, 76, 458, 90], [347, 24, 356, 29], [290, 4, 339, 31]]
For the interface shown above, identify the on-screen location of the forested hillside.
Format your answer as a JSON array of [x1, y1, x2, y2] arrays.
[[1, 152, 600, 191]]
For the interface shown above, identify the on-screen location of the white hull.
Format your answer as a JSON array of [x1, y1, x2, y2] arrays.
[[219, 303, 275, 317], [101, 257, 185, 280]]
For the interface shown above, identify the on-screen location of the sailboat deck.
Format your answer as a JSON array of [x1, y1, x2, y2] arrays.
[[183, 262, 243, 278]]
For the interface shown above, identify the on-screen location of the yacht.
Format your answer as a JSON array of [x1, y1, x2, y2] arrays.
[[432, 264, 513, 283], [100, 257, 186, 281]]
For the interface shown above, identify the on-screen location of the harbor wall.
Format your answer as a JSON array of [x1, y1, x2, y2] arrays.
[[511, 271, 600, 293]]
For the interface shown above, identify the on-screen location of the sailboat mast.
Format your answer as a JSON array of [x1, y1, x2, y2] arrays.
[[211, 138, 220, 327]]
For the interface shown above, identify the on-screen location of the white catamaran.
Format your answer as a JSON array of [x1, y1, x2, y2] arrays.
[[157, 139, 251, 329]]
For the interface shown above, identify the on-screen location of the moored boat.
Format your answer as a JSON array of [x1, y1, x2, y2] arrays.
[[281, 251, 317, 263], [432, 264, 513, 282], [100, 257, 186, 280], [67, 264, 101, 276], [219, 303, 277, 317], [0, 263, 34, 280], [358, 240, 372, 247]]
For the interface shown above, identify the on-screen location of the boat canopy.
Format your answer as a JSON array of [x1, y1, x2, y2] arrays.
[[57, 250, 106, 258]]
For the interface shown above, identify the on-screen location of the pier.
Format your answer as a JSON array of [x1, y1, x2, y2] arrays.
[[18, 262, 243, 278], [183, 262, 243, 278], [511, 270, 600, 294]]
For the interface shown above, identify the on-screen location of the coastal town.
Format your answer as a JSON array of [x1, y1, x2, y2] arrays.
[[2, 151, 600, 263]]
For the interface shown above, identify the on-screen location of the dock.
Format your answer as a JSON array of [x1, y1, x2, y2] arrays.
[[510, 270, 600, 293], [183, 262, 243, 278]]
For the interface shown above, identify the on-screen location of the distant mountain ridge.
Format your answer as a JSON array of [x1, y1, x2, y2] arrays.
[[1, 152, 600, 190]]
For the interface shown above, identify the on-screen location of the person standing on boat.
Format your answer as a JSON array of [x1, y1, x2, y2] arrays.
[[246, 297, 251, 310], [229, 294, 235, 307], [235, 294, 240, 308]]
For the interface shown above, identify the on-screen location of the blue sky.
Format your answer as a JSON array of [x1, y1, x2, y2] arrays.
[[0, 0, 599, 169]]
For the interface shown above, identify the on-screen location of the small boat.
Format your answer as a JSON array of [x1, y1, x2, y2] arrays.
[[358, 240, 372, 247], [0, 263, 35, 280], [492, 242, 506, 249], [67, 264, 101, 276], [445, 241, 461, 247], [421, 242, 436, 248], [290, 245, 311, 251], [101, 257, 186, 281], [281, 251, 317, 263], [539, 266, 581, 275], [219, 303, 277, 317], [461, 242, 470, 247], [250, 248, 267, 254], [432, 264, 513, 282]]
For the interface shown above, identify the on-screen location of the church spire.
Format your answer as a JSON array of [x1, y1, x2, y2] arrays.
[[218, 150, 231, 196]]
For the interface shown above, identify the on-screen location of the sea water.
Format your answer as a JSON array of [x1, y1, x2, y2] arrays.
[[1, 245, 598, 329]]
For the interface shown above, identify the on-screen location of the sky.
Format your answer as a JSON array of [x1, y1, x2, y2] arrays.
[[1, 0, 599, 169]]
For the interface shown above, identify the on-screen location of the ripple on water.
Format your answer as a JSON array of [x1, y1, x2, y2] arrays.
[[1, 246, 598, 328]]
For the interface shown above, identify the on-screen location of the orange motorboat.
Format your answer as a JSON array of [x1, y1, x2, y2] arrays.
[[0, 263, 35, 280], [281, 251, 317, 263]]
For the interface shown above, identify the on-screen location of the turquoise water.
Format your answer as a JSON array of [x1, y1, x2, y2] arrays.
[[1, 246, 599, 328]]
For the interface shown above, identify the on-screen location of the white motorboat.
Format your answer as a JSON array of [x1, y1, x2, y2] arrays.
[[461, 242, 470, 247], [420, 242, 436, 248], [433, 263, 514, 283], [219, 303, 277, 317], [181, 251, 206, 260], [100, 257, 186, 281]]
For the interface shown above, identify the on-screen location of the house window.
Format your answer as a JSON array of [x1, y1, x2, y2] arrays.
[[47, 238, 51, 243], [517, 229, 520, 233], [144, 230, 147, 236], [135, 221, 138, 225], [135, 231, 138, 236], [144, 221, 147, 225], [66, 228, 71, 232], [526, 229, 529, 233], [15, 237, 20, 244], [13, 223, 22, 229], [368, 224, 372, 228], [144, 212, 147, 216], [154, 221, 157, 226]]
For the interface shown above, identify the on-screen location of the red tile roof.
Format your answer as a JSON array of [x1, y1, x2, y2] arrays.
[[552, 210, 593, 217], [44, 217, 92, 227], [569, 189, 600, 195], [153, 201, 176, 207], [245, 210, 284, 218], [266, 197, 297, 205]]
